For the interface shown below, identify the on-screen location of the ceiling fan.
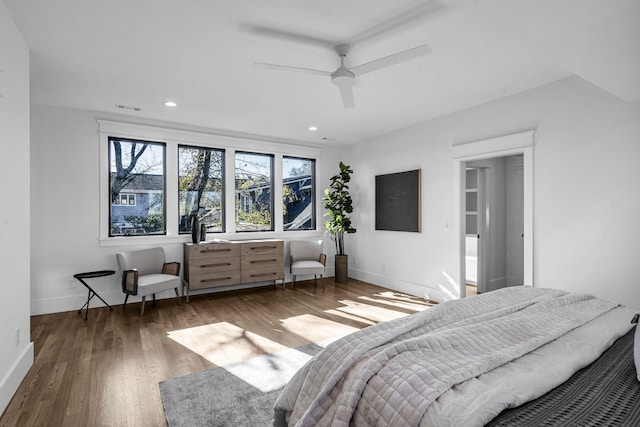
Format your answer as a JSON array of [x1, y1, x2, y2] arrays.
[[245, 1, 443, 108], [254, 43, 432, 108]]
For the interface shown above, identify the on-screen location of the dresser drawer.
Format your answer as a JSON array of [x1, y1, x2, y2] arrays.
[[241, 253, 283, 270], [189, 256, 240, 276], [241, 266, 284, 284], [188, 243, 240, 260], [241, 241, 283, 257], [188, 271, 241, 290]]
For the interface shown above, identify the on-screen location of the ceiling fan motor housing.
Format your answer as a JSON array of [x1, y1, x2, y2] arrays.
[[331, 44, 354, 86], [331, 67, 355, 86]]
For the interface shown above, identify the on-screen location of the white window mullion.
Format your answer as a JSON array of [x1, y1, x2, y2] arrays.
[[273, 153, 284, 232], [225, 148, 237, 234], [165, 140, 179, 236]]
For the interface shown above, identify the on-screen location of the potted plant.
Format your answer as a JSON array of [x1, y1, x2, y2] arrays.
[[323, 161, 356, 282]]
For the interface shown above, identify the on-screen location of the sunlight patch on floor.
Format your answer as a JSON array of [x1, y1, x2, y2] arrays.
[[335, 299, 411, 323], [222, 346, 314, 392], [323, 308, 379, 326], [279, 314, 359, 343], [167, 322, 290, 366], [357, 295, 433, 312]]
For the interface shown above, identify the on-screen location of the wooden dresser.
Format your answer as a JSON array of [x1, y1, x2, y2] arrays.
[[183, 239, 284, 300]]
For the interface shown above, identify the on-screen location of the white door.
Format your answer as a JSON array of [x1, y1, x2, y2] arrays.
[[506, 157, 524, 286]]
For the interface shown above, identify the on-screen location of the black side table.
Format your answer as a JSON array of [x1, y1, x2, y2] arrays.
[[74, 270, 115, 320]]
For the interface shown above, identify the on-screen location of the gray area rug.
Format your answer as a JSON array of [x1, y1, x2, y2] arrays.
[[159, 342, 324, 427]]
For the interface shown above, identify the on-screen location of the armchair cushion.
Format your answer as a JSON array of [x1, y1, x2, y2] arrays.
[[291, 260, 325, 276], [137, 273, 182, 297]]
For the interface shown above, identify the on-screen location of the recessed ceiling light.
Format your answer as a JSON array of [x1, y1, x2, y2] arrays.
[[163, 101, 177, 107], [308, 126, 318, 131]]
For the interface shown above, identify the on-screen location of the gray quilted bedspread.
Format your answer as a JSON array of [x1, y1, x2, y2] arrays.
[[273, 287, 618, 427]]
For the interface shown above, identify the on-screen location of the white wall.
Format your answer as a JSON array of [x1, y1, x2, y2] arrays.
[[29, 105, 331, 315], [0, 2, 33, 416], [340, 76, 640, 308]]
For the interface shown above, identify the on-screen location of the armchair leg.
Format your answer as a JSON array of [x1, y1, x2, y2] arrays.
[[314, 275, 318, 289], [140, 296, 146, 316], [175, 288, 181, 305], [152, 294, 156, 306], [320, 275, 325, 289], [123, 294, 129, 309], [292, 275, 296, 288]]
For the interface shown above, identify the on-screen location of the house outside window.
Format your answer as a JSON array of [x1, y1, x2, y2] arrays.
[[109, 137, 166, 236], [178, 145, 225, 234], [283, 156, 316, 231], [235, 152, 274, 232], [112, 193, 136, 206]]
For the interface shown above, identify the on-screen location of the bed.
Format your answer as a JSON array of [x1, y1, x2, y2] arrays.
[[273, 286, 639, 426]]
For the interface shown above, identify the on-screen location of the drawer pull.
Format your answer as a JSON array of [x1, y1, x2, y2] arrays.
[[250, 259, 277, 264], [250, 246, 277, 251], [201, 277, 232, 283], [250, 272, 278, 278], [201, 262, 232, 268], [201, 248, 231, 253]]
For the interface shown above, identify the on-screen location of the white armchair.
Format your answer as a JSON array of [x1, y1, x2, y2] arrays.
[[115, 247, 182, 315], [289, 240, 326, 289]]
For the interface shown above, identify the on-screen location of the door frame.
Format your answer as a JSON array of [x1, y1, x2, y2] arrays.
[[453, 130, 534, 298]]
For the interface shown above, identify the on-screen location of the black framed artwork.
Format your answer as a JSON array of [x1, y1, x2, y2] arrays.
[[375, 169, 421, 232]]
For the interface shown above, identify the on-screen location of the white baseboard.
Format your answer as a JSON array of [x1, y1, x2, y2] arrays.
[[350, 268, 456, 303], [31, 287, 179, 316], [0, 342, 34, 417]]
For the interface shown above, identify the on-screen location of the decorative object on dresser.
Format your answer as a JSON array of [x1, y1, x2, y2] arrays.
[[115, 247, 182, 315], [322, 161, 356, 283], [183, 239, 284, 301]]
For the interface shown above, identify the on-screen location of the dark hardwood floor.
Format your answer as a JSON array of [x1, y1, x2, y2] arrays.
[[0, 278, 436, 427]]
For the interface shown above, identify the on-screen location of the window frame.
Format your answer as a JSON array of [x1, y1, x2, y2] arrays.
[[178, 144, 226, 235], [98, 120, 323, 246], [282, 155, 316, 232], [108, 136, 167, 237], [234, 150, 275, 233], [112, 193, 136, 206]]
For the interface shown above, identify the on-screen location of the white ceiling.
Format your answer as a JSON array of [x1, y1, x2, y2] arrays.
[[5, 0, 640, 145]]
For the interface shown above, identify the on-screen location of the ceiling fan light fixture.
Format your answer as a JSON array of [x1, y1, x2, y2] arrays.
[[331, 67, 355, 86]]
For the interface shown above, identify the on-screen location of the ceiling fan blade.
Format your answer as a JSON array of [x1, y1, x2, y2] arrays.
[[338, 84, 355, 108], [348, 1, 445, 46], [240, 24, 336, 50], [351, 44, 432, 76], [253, 62, 331, 77]]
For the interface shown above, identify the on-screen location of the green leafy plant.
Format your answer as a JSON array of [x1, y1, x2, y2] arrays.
[[323, 161, 356, 255]]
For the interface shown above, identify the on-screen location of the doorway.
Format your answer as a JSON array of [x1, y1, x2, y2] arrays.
[[452, 130, 534, 299], [464, 155, 524, 294]]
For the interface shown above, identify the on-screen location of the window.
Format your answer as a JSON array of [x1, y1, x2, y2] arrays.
[[283, 156, 316, 230], [109, 137, 166, 236], [112, 193, 136, 206], [235, 152, 273, 232], [178, 145, 225, 233]]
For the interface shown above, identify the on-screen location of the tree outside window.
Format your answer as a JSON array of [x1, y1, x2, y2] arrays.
[[283, 157, 315, 230], [178, 145, 225, 233], [109, 137, 165, 236], [235, 152, 273, 231]]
